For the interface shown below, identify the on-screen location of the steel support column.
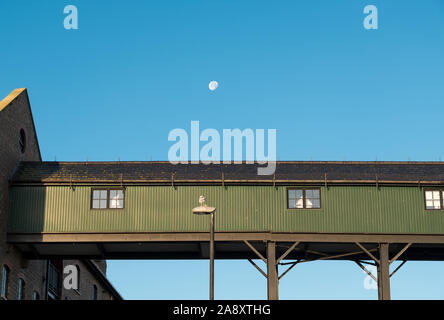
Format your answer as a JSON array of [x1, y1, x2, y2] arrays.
[[378, 243, 391, 300], [267, 241, 279, 300], [377, 264, 382, 298]]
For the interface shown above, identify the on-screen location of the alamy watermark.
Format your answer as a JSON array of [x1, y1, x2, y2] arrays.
[[168, 121, 276, 175], [62, 4, 379, 31], [64, 5, 78, 30], [63, 264, 79, 290], [363, 265, 378, 290], [363, 5, 378, 30]]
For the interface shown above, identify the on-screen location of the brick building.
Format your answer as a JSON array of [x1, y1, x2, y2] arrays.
[[0, 88, 121, 300]]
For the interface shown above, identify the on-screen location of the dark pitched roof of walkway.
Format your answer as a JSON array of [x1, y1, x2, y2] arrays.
[[10, 161, 444, 185]]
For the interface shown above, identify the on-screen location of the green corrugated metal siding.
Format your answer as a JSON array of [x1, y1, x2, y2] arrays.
[[7, 185, 444, 234]]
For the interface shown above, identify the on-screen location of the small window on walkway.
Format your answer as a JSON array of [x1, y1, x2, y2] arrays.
[[288, 188, 321, 209], [425, 190, 443, 210], [91, 189, 125, 209]]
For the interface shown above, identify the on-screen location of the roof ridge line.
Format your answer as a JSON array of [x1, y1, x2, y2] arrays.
[[22, 160, 444, 165], [0, 88, 26, 112]]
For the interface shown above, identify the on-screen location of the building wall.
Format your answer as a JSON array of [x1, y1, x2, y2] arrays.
[[0, 89, 46, 300], [7, 184, 444, 234], [92, 259, 107, 274], [0, 89, 118, 300], [61, 260, 113, 300]]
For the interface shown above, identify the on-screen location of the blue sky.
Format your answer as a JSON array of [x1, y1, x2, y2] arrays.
[[1, 0, 444, 299]]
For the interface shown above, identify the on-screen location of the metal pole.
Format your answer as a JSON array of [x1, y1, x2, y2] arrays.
[[209, 210, 215, 300]]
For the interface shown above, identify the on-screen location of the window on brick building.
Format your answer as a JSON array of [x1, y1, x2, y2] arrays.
[[32, 291, 40, 300], [19, 128, 26, 153], [1, 265, 9, 299], [75, 265, 80, 291], [47, 260, 62, 300], [93, 284, 98, 300], [17, 278, 25, 300]]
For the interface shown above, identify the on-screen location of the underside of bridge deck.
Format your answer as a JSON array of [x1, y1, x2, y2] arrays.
[[9, 232, 444, 300], [8, 232, 444, 260]]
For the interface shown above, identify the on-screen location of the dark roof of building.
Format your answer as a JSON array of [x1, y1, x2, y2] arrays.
[[10, 161, 444, 185], [83, 260, 123, 300], [0, 88, 42, 161]]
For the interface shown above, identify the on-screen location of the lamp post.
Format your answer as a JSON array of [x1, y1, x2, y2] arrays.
[[192, 195, 216, 300]]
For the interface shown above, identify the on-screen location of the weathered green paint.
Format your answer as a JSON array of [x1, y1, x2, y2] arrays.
[[7, 185, 444, 234]]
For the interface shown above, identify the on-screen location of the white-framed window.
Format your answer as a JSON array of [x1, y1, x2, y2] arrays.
[[91, 189, 125, 210], [425, 190, 443, 210], [288, 188, 321, 209], [109, 190, 124, 209], [92, 190, 108, 209]]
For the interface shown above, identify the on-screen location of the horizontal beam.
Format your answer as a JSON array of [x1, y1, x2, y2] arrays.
[[301, 248, 379, 263], [306, 249, 329, 257], [8, 232, 444, 244], [21, 252, 444, 261]]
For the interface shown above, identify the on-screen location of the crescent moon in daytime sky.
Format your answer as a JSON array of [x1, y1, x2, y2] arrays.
[[208, 80, 218, 91]]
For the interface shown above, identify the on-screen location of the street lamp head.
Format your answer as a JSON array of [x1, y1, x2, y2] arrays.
[[192, 206, 216, 215], [193, 195, 216, 215]]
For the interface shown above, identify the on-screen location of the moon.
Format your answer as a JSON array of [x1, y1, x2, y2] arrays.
[[208, 80, 218, 91]]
